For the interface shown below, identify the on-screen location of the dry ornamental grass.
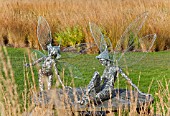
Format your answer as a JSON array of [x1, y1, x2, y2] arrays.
[[0, 0, 170, 51]]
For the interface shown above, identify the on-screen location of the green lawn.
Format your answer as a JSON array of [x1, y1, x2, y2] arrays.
[[1, 47, 170, 105]]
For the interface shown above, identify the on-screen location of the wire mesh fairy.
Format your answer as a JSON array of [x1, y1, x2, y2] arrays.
[[78, 12, 157, 105], [25, 17, 88, 92], [25, 16, 64, 92]]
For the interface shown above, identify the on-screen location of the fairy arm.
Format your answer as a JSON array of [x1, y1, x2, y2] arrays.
[[119, 68, 150, 96], [25, 57, 45, 67]]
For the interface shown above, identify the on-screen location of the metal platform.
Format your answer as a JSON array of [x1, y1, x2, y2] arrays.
[[32, 87, 154, 114]]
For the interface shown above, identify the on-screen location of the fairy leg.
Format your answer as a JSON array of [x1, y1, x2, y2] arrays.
[[94, 86, 114, 104], [48, 75, 52, 90], [87, 71, 101, 94], [38, 70, 44, 92], [78, 71, 101, 105]]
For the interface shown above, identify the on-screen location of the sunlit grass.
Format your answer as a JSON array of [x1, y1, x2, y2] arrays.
[[0, 0, 170, 50]]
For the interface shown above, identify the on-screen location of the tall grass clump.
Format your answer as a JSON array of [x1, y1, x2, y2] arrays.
[[0, 46, 21, 115], [155, 79, 170, 115], [0, 0, 170, 51]]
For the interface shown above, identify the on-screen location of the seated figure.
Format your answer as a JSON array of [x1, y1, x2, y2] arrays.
[[79, 49, 149, 105]]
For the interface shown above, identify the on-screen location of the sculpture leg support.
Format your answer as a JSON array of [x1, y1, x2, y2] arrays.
[[53, 63, 64, 87]]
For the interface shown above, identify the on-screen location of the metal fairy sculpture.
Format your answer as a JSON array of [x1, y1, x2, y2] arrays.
[[25, 17, 64, 91], [78, 12, 157, 105], [26, 17, 83, 91]]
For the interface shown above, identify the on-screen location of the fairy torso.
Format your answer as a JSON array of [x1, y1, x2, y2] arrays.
[[101, 65, 118, 89], [41, 56, 54, 75]]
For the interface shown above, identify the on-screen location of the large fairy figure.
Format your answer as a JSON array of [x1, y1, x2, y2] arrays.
[[79, 12, 156, 105]]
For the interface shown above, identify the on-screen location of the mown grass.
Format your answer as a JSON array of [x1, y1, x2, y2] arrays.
[[0, 47, 169, 115]]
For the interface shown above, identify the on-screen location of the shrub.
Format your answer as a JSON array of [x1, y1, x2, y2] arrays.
[[54, 26, 84, 47]]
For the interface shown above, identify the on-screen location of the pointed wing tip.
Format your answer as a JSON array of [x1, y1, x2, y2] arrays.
[[38, 16, 43, 23]]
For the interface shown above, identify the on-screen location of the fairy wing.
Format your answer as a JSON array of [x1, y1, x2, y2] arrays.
[[114, 12, 148, 60], [57, 61, 82, 78], [89, 12, 156, 68], [56, 61, 83, 86], [89, 22, 113, 53], [115, 34, 156, 67], [31, 50, 46, 65], [27, 16, 50, 66], [89, 22, 106, 52], [113, 12, 156, 67], [37, 16, 52, 51]]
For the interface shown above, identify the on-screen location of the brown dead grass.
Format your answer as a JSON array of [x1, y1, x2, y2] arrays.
[[0, 0, 170, 50]]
